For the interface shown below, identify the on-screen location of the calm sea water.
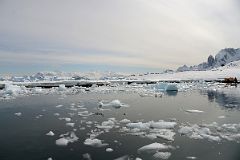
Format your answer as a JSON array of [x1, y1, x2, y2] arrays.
[[0, 88, 240, 160]]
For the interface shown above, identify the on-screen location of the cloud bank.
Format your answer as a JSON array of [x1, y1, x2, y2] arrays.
[[0, 0, 239, 73]]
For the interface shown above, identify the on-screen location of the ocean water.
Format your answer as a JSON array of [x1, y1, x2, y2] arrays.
[[0, 88, 240, 160]]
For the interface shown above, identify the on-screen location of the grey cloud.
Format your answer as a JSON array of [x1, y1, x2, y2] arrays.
[[0, 0, 239, 70]]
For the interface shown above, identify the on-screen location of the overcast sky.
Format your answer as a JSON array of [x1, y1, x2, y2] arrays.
[[0, 0, 240, 73]]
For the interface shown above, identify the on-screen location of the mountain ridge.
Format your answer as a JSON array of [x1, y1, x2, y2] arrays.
[[177, 48, 240, 72]]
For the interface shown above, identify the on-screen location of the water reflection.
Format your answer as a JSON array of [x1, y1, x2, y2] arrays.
[[202, 89, 240, 109], [166, 91, 178, 96]]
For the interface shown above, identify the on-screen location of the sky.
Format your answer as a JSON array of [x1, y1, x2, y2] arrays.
[[0, 0, 240, 74]]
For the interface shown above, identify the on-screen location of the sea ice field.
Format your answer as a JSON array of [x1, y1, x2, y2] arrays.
[[0, 82, 240, 160]]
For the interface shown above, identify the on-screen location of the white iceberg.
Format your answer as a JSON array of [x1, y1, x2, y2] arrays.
[[153, 83, 178, 92], [14, 112, 22, 116], [55, 132, 78, 146], [99, 100, 129, 109], [4, 84, 26, 95], [185, 109, 204, 113], [84, 138, 108, 147], [138, 143, 173, 153], [150, 121, 177, 129], [46, 131, 55, 136], [120, 119, 131, 123], [55, 137, 69, 146], [58, 84, 66, 91], [106, 148, 114, 152], [66, 123, 75, 127]]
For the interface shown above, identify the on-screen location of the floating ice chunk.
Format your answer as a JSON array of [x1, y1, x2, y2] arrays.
[[185, 110, 204, 113], [106, 148, 114, 152], [135, 158, 142, 160], [221, 133, 240, 141], [120, 119, 131, 123], [153, 83, 178, 91], [59, 117, 71, 122], [55, 105, 63, 108], [56, 137, 69, 146], [84, 138, 108, 147], [46, 131, 55, 136], [82, 153, 92, 160], [33, 87, 43, 93], [218, 116, 226, 119], [35, 114, 43, 119], [178, 126, 193, 135], [47, 158, 53, 160], [96, 118, 117, 130], [55, 132, 78, 146], [78, 111, 93, 117], [138, 143, 173, 153], [186, 156, 197, 159], [178, 124, 221, 142], [99, 100, 129, 109], [54, 113, 60, 116], [126, 122, 150, 130], [165, 84, 178, 91], [150, 121, 177, 129], [153, 152, 171, 159], [221, 123, 240, 132], [148, 129, 176, 141], [58, 84, 66, 91], [66, 123, 75, 127], [14, 112, 22, 116], [4, 84, 26, 95], [86, 121, 93, 125]]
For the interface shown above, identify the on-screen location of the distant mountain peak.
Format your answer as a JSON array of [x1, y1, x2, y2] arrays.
[[177, 48, 240, 72]]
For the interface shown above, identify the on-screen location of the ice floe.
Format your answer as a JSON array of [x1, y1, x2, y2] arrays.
[[66, 123, 75, 127], [185, 109, 204, 113], [55, 132, 78, 146], [55, 137, 69, 146], [58, 84, 66, 91], [138, 143, 174, 153], [59, 117, 71, 122], [82, 153, 92, 160], [186, 156, 197, 159], [99, 100, 129, 109], [84, 138, 108, 147], [78, 111, 93, 117], [120, 119, 131, 123], [4, 84, 27, 96], [178, 124, 221, 142], [218, 115, 226, 119], [46, 131, 55, 136], [14, 112, 22, 116], [55, 104, 63, 108], [106, 148, 114, 152]]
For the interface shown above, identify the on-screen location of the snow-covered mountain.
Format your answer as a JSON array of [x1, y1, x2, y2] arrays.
[[177, 48, 240, 72], [0, 71, 131, 82]]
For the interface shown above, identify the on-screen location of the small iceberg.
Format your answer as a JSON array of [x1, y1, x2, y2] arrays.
[[84, 138, 108, 147], [138, 143, 173, 153], [14, 112, 22, 116], [46, 131, 55, 136], [99, 100, 129, 109], [165, 84, 178, 91], [55, 132, 78, 146], [185, 109, 204, 113], [152, 83, 178, 92], [106, 148, 114, 152]]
